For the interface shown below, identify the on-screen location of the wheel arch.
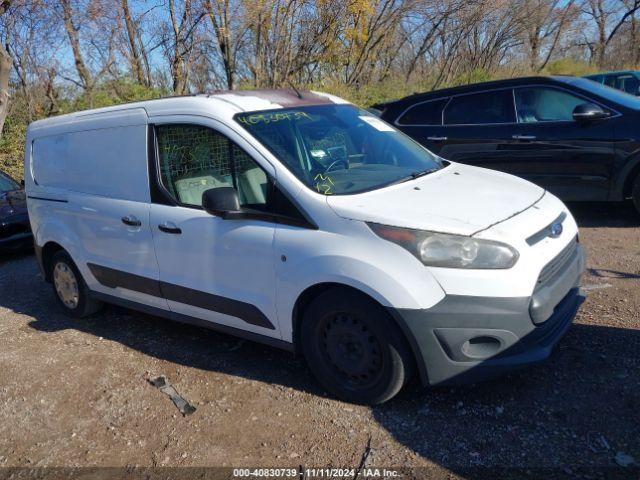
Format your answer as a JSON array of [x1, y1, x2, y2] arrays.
[[622, 160, 640, 199], [32, 214, 84, 283], [39, 241, 66, 282], [611, 152, 640, 201], [291, 282, 428, 384]]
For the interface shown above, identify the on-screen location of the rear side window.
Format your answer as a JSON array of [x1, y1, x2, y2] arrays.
[[444, 90, 515, 125], [397, 98, 448, 125], [156, 124, 268, 209], [32, 134, 69, 189], [32, 125, 149, 202]]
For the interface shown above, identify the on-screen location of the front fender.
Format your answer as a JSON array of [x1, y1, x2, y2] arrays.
[[276, 253, 446, 343]]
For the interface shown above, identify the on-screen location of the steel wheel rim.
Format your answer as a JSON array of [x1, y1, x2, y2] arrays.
[[53, 262, 79, 309], [320, 312, 384, 389]]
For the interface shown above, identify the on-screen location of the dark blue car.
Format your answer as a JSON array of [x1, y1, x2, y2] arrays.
[[376, 75, 640, 213], [584, 70, 640, 96], [0, 170, 32, 252]]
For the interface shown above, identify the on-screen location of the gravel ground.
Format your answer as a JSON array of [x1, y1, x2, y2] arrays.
[[0, 202, 638, 479]]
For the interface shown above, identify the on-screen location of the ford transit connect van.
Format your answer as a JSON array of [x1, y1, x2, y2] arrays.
[[25, 90, 585, 404]]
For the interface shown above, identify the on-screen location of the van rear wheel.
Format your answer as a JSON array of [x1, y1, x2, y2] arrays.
[[50, 251, 102, 318], [301, 288, 413, 405]]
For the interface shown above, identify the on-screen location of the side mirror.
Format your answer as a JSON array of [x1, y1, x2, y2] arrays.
[[20, 179, 25, 188], [202, 187, 241, 217], [573, 103, 609, 122]]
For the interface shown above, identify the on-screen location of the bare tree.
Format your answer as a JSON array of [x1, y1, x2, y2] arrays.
[[243, 0, 334, 87], [517, 0, 578, 71], [121, 0, 151, 86], [7, 0, 640, 139], [582, 0, 640, 67], [0, 0, 14, 137], [340, 0, 415, 85], [403, 1, 465, 81], [3, 1, 60, 120], [161, 0, 207, 93], [60, 0, 94, 91], [203, 0, 247, 90]]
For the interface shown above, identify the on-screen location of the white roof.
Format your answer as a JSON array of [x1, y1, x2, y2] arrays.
[[27, 89, 350, 133]]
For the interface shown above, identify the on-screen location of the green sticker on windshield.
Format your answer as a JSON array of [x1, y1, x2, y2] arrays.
[[237, 111, 312, 126], [313, 173, 334, 195]]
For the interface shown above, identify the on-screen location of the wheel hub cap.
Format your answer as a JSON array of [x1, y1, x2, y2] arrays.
[[53, 262, 79, 309]]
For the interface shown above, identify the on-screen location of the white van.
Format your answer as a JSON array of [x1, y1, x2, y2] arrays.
[[25, 90, 585, 404]]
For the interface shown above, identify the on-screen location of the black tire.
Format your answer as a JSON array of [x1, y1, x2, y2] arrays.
[[300, 288, 414, 405], [632, 174, 640, 214], [50, 250, 102, 318]]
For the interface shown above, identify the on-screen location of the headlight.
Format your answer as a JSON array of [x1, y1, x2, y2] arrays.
[[368, 223, 519, 269]]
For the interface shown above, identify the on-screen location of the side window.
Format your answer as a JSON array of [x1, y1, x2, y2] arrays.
[[514, 87, 590, 123], [397, 98, 449, 125], [156, 124, 268, 209], [443, 90, 515, 125], [604, 75, 617, 88], [616, 75, 640, 95]]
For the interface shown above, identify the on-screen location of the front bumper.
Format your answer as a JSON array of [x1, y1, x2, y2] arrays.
[[390, 244, 586, 386], [0, 213, 32, 252]]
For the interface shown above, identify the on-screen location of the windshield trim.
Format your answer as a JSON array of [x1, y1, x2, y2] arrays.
[[233, 104, 445, 196]]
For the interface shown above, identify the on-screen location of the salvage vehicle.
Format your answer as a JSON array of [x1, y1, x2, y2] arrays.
[[584, 70, 640, 96], [375, 75, 640, 213], [25, 89, 585, 404], [0, 169, 31, 252]]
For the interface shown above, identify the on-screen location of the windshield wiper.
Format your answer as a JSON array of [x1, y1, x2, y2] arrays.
[[388, 168, 440, 186], [410, 168, 439, 179]]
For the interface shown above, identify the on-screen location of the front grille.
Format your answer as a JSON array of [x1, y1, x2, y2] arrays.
[[526, 212, 567, 246], [536, 236, 578, 289]]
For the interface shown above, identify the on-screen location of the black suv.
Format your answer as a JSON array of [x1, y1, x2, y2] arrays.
[[376, 76, 640, 212]]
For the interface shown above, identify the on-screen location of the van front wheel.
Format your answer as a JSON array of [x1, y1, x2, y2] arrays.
[[301, 288, 413, 405], [50, 251, 102, 318]]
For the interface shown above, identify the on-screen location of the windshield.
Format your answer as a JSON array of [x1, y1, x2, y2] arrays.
[[235, 104, 444, 195], [0, 172, 18, 192], [562, 76, 640, 110]]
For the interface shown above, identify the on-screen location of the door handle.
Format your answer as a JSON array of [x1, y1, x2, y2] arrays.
[[427, 136, 448, 141], [512, 134, 537, 140], [121, 215, 141, 227], [158, 222, 182, 234]]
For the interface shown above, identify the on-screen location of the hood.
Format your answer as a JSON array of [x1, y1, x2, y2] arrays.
[[0, 189, 27, 218], [326, 163, 545, 236]]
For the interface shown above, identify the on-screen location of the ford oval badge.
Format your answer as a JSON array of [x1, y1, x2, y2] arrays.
[[550, 222, 563, 238]]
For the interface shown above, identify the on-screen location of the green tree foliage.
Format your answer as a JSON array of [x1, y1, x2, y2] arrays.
[[0, 117, 26, 181], [1, 79, 165, 181]]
